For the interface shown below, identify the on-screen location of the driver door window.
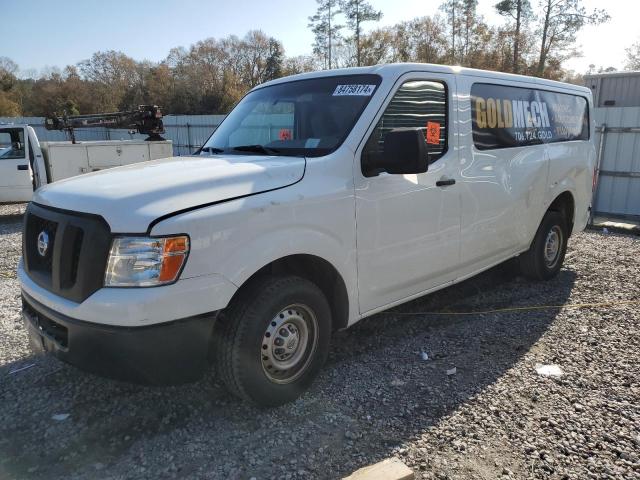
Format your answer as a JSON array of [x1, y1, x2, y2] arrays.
[[362, 80, 447, 175]]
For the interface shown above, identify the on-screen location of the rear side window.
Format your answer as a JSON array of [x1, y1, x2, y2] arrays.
[[363, 80, 448, 164], [471, 83, 589, 150]]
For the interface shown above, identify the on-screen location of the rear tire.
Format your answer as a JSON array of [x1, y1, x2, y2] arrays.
[[519, 210, 568, 280], [214, 275, 332, 407]]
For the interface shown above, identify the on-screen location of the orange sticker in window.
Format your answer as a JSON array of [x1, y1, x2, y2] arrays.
[[426, 121, 441, 145], [278, 129, 292, 141]]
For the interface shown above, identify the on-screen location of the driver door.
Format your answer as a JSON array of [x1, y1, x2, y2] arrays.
[[354, 73, 461, 314], [0, 127, 33, 203]]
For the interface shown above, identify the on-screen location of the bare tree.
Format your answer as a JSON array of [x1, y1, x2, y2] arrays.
[[409, 16, 449, 64], [0, 57, 21, 117], [536, 0, 609, 77], [0, 57, 19, 92], [625, 40, 640, 71], [283, 55, 319, 76]]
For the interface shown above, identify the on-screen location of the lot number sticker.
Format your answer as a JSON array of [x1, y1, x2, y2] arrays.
[[333, 84, 376, 96]]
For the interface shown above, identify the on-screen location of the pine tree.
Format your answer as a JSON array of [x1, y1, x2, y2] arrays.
[[495, 0, 531, 73], [265, 39, 284, 81], [308, 0, 343, 69], [340, 0, 382, 67], [440, 0, 463, 63], [461, 0, 478, 62]]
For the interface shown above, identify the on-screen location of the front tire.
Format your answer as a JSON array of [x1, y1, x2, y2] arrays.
[[519, 210, 568, 280], [215, 275, 332, 407]]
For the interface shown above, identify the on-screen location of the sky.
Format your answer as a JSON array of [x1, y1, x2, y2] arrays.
[[2, 0, 638, 76]]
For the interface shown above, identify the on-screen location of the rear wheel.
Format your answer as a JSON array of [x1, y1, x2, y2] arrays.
[[519, 210, 568, 280], [215, 275, 331, 406]]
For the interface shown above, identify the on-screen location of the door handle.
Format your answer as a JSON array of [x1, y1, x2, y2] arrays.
[[17, 164, 29, 171], [436, 178, 456, 187]]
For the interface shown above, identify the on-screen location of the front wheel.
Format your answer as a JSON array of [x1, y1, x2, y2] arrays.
[[214, 275, 332, 406], [519, 210, 568, 280]]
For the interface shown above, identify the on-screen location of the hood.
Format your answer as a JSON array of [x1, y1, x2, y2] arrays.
[[33, 155, 305, 232]]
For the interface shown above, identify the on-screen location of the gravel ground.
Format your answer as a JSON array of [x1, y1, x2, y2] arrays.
[[1, 203, 639, 480]]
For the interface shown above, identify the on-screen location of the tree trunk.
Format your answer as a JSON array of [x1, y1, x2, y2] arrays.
[[513, 0, 521, 74], [356, 2, 361, 67], [451, 5, 456, 63], [328, 2, 332, 69], [537, 0, 552, 76], [464, 19, 469, 61]]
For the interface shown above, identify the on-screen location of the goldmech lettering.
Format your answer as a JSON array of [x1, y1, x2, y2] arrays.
[[471, 83, 588, 150], [476, 98, 550, 130]]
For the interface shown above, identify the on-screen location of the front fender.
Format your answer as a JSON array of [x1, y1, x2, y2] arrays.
[[150, 184, 359, 322]]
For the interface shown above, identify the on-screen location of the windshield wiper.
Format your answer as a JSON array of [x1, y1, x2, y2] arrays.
[[200, 146, 224, 154], [231, 144, 280, 155]]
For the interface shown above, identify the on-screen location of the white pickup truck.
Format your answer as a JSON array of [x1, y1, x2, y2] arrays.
[[19, 64, 595, 406], [0, 124, 172, 203]]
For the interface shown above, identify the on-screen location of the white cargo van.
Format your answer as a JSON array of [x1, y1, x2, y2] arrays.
[[0, 124, 172, 204], [19, 64, 595, 406]]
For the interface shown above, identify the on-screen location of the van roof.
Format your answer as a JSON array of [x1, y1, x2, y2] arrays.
[[259, 63, 591, 95]]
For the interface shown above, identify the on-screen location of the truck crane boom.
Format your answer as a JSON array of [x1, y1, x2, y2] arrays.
[[45, 105, 166, 143]]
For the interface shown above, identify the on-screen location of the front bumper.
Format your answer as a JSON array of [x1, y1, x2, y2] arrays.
[[22, 291, 218, 385], [18, 258, 237, 327]]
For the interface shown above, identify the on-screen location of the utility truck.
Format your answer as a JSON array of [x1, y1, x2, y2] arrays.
[[0, 106, 172, 203], [19, 64, 596, 406]]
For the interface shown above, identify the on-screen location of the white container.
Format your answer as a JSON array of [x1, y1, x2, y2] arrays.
[[40, 140, 173, 182]]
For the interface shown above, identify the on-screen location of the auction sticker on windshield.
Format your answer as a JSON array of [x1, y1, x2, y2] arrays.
[[333, 84, 376, 96]]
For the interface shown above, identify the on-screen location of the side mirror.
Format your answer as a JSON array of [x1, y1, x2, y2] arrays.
[[362, 128, 429, 177], [382, 128, 429, 174]]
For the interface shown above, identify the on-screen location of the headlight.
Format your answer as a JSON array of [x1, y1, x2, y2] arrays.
[[104, 235, 190, 287]]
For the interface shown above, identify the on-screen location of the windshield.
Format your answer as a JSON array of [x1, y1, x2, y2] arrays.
[[200, 74, 381, 158]]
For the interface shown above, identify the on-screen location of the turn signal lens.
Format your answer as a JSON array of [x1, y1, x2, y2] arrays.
[[159, 240, 189, 282], [104, 235, 190, 287]]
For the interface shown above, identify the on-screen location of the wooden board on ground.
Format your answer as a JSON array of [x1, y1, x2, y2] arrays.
[[342, 457, 414, 480]]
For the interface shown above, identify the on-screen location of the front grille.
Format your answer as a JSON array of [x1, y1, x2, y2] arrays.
[[23, 203, 112, 303], [65, 229, 84, 288]]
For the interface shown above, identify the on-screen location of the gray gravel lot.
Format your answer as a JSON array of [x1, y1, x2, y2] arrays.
[[1, 203, 639, 480]]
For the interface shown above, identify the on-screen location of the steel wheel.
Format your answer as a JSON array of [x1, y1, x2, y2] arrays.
[[215, 275, 332, 406], [261, 304, 318, 384], [543, 225, 563, 269], [519, 210, 568, 281]]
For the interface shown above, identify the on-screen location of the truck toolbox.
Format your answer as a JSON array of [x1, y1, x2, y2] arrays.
[[1, 105, 171, 203]]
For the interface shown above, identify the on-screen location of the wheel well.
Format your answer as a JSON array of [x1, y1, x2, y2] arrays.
[[234, 255, 349, 331], [548, 191, 575, 235]]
